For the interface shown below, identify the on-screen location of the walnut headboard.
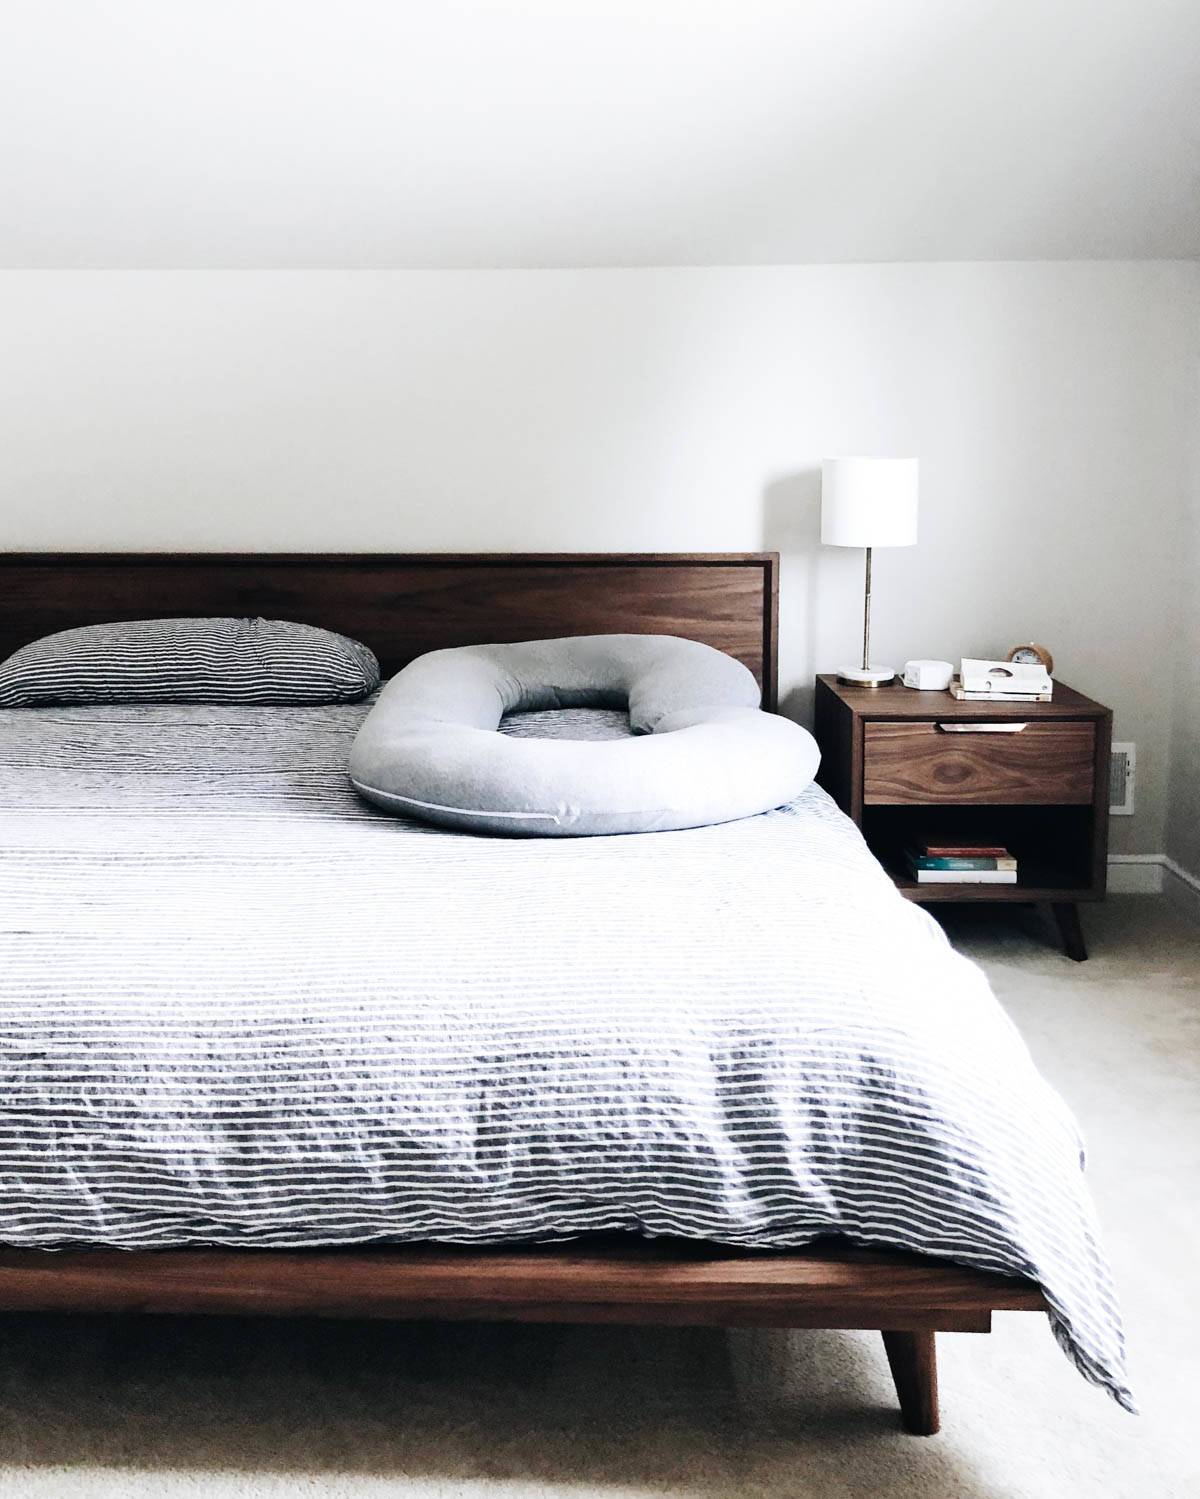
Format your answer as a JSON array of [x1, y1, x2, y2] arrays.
[[0, 553, 779, 709]]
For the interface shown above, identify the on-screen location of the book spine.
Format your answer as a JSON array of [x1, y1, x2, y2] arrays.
[[913, 869, 1019, 884], [920, 846, 1009, 858], [909, 855, 1017, 871]]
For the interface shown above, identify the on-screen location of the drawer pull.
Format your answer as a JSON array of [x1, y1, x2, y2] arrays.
[[935, 722, 1028, 734]]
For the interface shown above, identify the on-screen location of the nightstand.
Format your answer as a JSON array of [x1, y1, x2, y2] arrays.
[[813, 675, 1112, 960]]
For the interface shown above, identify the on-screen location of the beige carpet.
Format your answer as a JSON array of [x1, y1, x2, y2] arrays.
[[0, 897, 1196, 1499]]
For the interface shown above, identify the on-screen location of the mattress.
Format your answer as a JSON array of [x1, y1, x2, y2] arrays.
[[0, 700, 1131, 1408]]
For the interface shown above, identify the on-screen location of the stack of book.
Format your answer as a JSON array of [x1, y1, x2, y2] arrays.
[[905, 838, 1018, 884]]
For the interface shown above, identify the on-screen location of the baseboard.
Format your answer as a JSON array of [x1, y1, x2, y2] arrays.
[[1107, 853, 1200, 920], [1106, 855, 1165, 895], [1163, 858, 1200, 923]]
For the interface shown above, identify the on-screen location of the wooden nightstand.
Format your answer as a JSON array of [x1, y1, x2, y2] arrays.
[[813, 675, 1112, 960]]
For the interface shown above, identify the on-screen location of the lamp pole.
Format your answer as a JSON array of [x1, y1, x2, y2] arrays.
[[862, 546, 873, 673]]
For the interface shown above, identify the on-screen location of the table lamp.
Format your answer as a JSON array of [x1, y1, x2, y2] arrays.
[[821, 457, 918, 686]]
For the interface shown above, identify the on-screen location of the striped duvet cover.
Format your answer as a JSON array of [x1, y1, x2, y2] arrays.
[[0, 700, 1131, 1408]]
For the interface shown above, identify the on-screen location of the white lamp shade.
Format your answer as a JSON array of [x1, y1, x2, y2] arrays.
[[821, 458, 919, 548]]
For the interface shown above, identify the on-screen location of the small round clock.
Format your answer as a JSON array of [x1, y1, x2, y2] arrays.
[[1006, 642, 1054, 674]]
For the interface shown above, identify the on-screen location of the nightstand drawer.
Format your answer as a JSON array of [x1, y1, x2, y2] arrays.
[[863, 720, 1095, 805]]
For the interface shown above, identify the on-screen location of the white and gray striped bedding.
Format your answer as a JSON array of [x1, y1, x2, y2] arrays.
[[0, 617, 380, 706], [0, 700, 1132, 1409]]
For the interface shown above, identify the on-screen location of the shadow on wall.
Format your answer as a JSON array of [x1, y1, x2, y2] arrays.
[[763, 467, 822, 727]]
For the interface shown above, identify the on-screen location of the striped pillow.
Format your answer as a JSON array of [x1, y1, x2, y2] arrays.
[[0, 618, 381, 707]]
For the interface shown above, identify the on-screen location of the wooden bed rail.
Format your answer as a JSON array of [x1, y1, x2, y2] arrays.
[[0, 1242, 1046, 1435]]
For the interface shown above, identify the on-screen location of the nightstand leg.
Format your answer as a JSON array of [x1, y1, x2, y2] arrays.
[[1050, 902, 1087, 962]]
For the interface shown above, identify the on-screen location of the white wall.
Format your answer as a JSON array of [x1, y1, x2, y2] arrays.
[[1166, 331, 1200, 884], [5, 1, 1199, 265], [2, 263, 1197, 856]]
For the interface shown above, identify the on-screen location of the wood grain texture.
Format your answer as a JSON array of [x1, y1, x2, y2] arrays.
[[814, 675, 860, 819], [863, 721, 1096, 806], [882, 1329, 940, 1435], [821, 676, 1109, 722], [0, 1242, 1043, 1329], [0, 553, 780, 709], [1088, 710, 1113, 894], [812, 674, 1112, 915], [894, 880, 1100, 906]]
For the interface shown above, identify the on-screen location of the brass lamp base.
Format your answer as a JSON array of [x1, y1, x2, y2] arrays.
[[837, 665, 898, 687]]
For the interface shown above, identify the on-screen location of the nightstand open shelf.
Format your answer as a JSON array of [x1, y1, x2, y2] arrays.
[[863, 804, 1096, 902], [813, 675, 1112, 958]]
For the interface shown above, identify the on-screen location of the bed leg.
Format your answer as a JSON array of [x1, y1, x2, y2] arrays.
[[881, 1329, 940, 1435]]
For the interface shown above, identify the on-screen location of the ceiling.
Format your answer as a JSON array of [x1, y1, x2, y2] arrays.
[[2, 0, 1197, 267]]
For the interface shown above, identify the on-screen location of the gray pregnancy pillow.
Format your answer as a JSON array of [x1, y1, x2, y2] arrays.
[[349, 635, 820, 836]]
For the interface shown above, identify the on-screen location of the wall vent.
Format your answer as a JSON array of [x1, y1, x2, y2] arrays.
[[1109, 742, 1136, 816]]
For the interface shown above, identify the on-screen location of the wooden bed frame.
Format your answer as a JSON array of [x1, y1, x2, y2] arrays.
[[0, 550, 1047, 1437]]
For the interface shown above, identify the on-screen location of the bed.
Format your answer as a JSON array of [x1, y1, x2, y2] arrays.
[[0, 551, 1131, 1435]]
